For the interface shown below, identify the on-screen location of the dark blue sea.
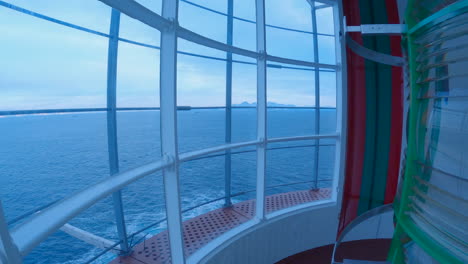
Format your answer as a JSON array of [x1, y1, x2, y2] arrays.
[[0, 108, 336, 263]]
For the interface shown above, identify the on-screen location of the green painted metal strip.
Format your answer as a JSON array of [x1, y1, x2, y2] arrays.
[[357, 0, 378, 215], [370, 0, 392, 209], [357, 0, 393, 214], [407, 0, 468, 33]]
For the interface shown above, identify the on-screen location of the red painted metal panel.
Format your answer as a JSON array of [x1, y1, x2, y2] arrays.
[[338, 0, 367, 235], [384, 0, 403, 204]]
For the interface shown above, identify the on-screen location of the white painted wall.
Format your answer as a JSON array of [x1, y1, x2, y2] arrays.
[[201, 204, 339, 264]]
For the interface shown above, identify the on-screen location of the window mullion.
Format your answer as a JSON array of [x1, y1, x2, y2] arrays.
[[160, 0, 185, 263], [310, 1, 321, 190], [224, 0, 234, 208], [255, 0, 267, 220], [106, 8, 130, 254]]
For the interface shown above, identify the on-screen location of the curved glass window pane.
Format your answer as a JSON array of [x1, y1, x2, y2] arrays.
[[265, 0, 312, 31], [119, 14, 161, 46], [233, 0, 255, 21], [122, 172, 167, 242], [265, 142, 335, 213], [117, 111, 161, 171], [266, 28, 315, 61], [7, 0, 111, 33], [136, 0, 162, 15], [181, 0, 227, 14], [0, 113, 108, 222], [24, 199, 116, 264], [232, 60, 257, 143], [177, 47, 226, 153], [0, 8, 107, 110], [316, 5, 335, 35], [178, 38, 225, 58], [320, 70, 337, 107], [267, 65, 316, 108], [318, 36, 336, 64], [233, 19, 256, 51], [179, 0, 226, 43], [117, 42, 160, 108]]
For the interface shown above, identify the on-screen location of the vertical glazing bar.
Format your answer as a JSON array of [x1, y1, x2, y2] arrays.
[[0, 201, 21, 264], [160, 1, 185, 263], [106, 8, 129, 254], [332, 0, 347, 204], [310, 0, 321, 190], [255, 0, 267, 220], [224, 0, 234, 207]]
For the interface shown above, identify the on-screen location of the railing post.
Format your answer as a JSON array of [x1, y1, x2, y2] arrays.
[[106, 8, 130, 254], [160, 0, 185, 263], [309, 0, 321, 190], [255, 0, 267, 220], [0, 201, 21, 264], [224, 0, 234, 208]]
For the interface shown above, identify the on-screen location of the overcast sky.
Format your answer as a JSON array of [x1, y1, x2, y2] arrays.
[[0, 0, 337, 110]]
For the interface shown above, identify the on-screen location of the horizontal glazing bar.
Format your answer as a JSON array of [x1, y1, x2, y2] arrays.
[[266, 53, 338, 70], [187, 143, 336, 163], [267, 133, 339, 143], [0, 1, 110, 37], [178, 140, 261, 162], [179, 0, 334, 37], [0, 1, 338, 71], [0, 107, 338, 117], [98, 0, 338, 70], [180, 135, 338, 162], [0, 108, 107, 116]]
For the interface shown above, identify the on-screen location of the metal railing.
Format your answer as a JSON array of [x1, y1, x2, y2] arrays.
[[84, 178, 333, 263], [7, 134, 338, 259]]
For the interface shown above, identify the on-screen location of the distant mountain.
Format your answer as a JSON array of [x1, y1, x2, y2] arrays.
[[233, 101, 296, 107], [267, 101, 296, 107]]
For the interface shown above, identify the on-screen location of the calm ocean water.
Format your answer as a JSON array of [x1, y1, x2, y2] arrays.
[[0, 108, 336, 263]]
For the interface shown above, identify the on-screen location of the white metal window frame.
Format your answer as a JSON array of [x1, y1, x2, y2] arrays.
[[0, 0, 346, 263]]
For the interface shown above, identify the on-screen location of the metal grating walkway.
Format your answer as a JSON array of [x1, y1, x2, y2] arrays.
[[110, 188, 331, 264]]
